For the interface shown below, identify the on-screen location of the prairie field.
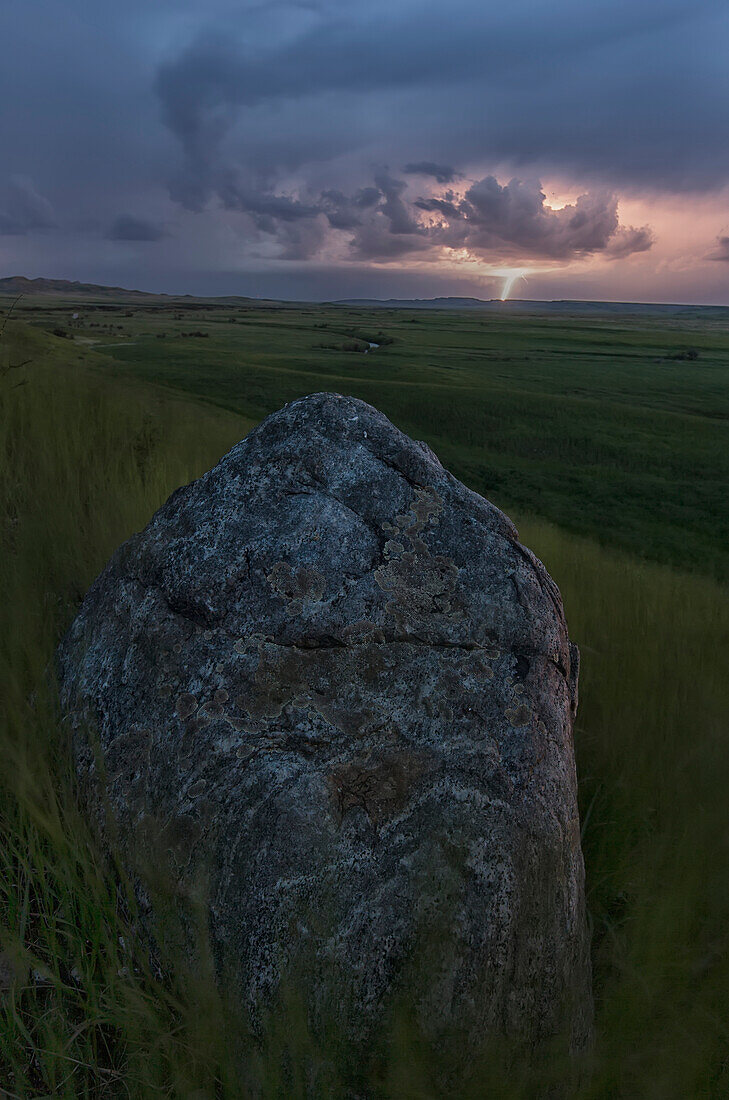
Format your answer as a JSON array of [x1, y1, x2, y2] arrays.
[[19, 294, 729, 578], [1, 306, 728, 1097]]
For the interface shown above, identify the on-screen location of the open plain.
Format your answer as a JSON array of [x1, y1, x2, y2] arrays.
[[1, 293, 728, 1096]]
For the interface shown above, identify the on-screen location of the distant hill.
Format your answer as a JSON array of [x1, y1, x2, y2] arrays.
[[0, 276, 285, 308], [333, 296, 495, 310], [332, 296, 729, 317], [0, 276, 183, 300]]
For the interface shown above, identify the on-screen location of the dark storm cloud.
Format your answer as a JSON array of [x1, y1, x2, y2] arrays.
[[416, 196, 463, 220], [107, 215, 168, 242], [347, 176, 431, 261], [154, 0, 729, 196], [422, 176, 654, 262], [314, 186, 384, 232], [605, 226, 655, 259], [374, 171, 422, 236], [1, 0, 727, 298], [353, 188, 381, 209], [217, 184, 321, 223], [403, 163, 459, 184], [212, 179, 329, 257], [192, 168, 652, 264], [0, 177, 56, 236]]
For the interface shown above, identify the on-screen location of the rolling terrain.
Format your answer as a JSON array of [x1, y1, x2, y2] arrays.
[[1, 305, 728, 1096], [9, 289, 729, 579]]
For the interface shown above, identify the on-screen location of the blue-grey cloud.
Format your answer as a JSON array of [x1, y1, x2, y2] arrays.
[[374, 171, 422, 235], [403, 162, 459, 184], [108, 215, 168, 241], [0, 176, 56, 236], [416, 176, 654, 261], [354, 174, 652, 263], [0, 0, 726, 299], [154, 0, 729, 197], [187, 169, 652, 264]]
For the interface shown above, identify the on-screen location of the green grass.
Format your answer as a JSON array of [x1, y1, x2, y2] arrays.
[[513, 518, 729, 1098], [1, 319, 728, 1096], [16, 295, 729, 579], [0, 323, 254, 1096]]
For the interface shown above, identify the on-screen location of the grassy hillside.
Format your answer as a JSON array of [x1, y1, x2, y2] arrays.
[[0, 324, 253, 1096], [1, 322, 728, 1096], [17, 296, 729, 580]]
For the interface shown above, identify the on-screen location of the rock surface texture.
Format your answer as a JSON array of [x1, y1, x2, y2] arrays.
[[58, 392, 592, 1055]]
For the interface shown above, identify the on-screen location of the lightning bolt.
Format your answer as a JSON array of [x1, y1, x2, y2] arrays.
[[500, 269, 527, 301]]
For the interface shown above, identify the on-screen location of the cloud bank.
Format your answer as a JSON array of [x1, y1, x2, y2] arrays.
[[0, 0, 727, 300]]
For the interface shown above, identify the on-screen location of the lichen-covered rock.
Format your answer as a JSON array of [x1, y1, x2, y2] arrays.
[[57, 392, 592, 1057]]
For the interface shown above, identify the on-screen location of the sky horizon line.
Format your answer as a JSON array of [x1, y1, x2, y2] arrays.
[[3, 270, 729, 311]]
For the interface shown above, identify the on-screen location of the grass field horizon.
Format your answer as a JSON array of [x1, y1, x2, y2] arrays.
[[11, 290, 729, 581], [2, 313, 728, 1096]]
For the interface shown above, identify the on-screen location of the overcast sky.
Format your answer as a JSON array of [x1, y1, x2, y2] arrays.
[[2, 0, 728, 302]]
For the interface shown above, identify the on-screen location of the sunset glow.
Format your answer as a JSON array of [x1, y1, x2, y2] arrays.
[[1, 1, 728, 302]]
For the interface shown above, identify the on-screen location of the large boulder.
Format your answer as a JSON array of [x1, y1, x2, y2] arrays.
[[57, 392, 592, 1060]]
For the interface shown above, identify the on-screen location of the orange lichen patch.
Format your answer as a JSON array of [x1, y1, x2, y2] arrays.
[[267, 561, 325, 612], [375, 487, 463, 627], [203, 687, 230, 717], [506, 703, 532, 728], [175, 692, 198, 720], [182, 711, 211, 739], [328, 750, 432, 826], [474, 657, 495, 680], [383, 539, 405, 558]]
